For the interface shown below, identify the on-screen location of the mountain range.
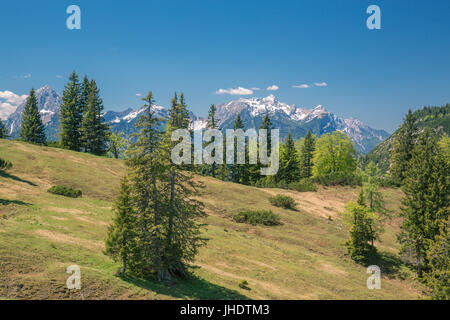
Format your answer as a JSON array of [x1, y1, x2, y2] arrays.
[[1, 85, 390, 153]]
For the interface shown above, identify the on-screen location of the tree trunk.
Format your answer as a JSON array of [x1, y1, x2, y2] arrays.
[[416, 239, 422, 277], [167, 171, 175, 247], [122, 256, 127, 274]]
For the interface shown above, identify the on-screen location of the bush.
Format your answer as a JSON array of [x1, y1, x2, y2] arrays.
[[255, 177, 317, 192], [314, 172, 361, 186], [269, 195, 297, 210], [47, 185, 82, 198], [233, 210, 281, 226], [0, 158, 12, 171]]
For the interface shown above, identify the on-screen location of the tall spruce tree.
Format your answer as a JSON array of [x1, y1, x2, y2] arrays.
[[162, 93, 206, 279], [362, 161, 386, 214], [278, 132, 300, 183], [79, 75, 91, 114], [398, 128, 449, 277], [230, 114, 249, 184], [299, 130, 315, 179], [20, 88, 46, 144], [105, 177, 137, 274], [390, 109, 417, 184], [126, 91, 165, 278], [80, 79, 109, 155], [60, 71, 82, 151], [206, 104, 218, 178]]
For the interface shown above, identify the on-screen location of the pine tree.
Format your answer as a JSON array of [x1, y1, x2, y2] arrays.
[[19, 88, 46, 144], [79, 75, 91, 114], [230, 114, 248, 184], [126, 91, 165, 278], [80, 79, 109, 155], [362, 161, 386, 214], [0, 120, 8, 139], [278, 132, 300, 184], [299, 130, 315, 179], [341, 201, 381, 262], [105, 177, 137, 274], [162, 93, 206, 279], [390, 109, 417, 184], [206, 104, 218, 178], [398, 128, 449, 277], [60, 71, 82, 151], [424, 219, 449, 300]]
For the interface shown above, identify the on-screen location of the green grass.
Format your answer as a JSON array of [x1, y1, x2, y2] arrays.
[[0, 139, 424, 299]]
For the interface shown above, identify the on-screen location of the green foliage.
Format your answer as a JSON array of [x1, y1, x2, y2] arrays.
[[105, 177, 138, 274], [47, 185, 82, 198], [118, 91, 207, 281], [362, 161, 386, 214], [390, 110, 417, 184], [107, 132, 129, 159], [59, 71, 83, 151], [255, 177, 317, 192], [278, 132, 300, 184], [438, 133, 450, 167], [424, 220, 449, 300], [233, 210, 281, 226], [80, 79, 109, 155], [269, 195, 297, 210], [0, 120, 8, 139], [230, 114, 250, 184], [341, 201, 382, 263], [312, 131, 357, 185], [399, 128, 449, 277], [298, 130, 316, 179], [19, 88, 46, 144]]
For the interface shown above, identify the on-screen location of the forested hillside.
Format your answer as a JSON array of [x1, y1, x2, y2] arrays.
[[363, 104, 449, 172]]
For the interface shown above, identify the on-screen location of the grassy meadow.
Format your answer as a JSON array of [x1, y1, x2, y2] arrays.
[[0, 139, 424, 299]]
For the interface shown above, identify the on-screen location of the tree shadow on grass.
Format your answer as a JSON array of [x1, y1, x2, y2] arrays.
[[366, 251, 405, 277], [119, 272, 249, 300], [0, 171, 37, 187], [0, 199, 32, 206]]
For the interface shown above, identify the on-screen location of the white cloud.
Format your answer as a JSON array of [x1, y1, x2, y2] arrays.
[[292, 84, 310, 89], [136, 93, 142, 97], [216, 86, 253, 95], [251, 87, 261, 91], [56, 75, 63, 79], [314, 82, 328, 87], [0, 90, 28, 120], [266, 85, 279, 91]]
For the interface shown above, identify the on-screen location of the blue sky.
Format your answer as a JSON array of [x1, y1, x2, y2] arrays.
[[0, 0, 449, 132]]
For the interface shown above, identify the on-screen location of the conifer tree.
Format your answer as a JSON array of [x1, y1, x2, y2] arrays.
[[162, 93, 206, 279], [230, 114, 248, 184], [20, 88, 46, 144], [398, 128, 449, 277], [60, 71, 82, 151], [105, 177, 137, 274], [390, 109, 417, 184], [278, 132, 300, 184], [299, 130, 315, 179], [341, 201, 381, 262], [206, 104, 218, 178], [424, 219, 449, 300], [79, 75, 91, 114], [80, 79, 109, 155], [362, 161, 386, 214], [126, 91, 165, 278], [0, 120, 8, 139]]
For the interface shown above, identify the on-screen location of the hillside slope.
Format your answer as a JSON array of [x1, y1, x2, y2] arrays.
[[0, 140, 423, 299]]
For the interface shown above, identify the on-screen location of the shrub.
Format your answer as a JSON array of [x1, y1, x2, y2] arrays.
[[314, 172, 361, 186], [0, 158, 12, 172], [287, 179, 317, 192], [269, 195, 297, 210], [238, 279, 250, 289], [47, 185, 82, 198], [233, 210, 281, 226]]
